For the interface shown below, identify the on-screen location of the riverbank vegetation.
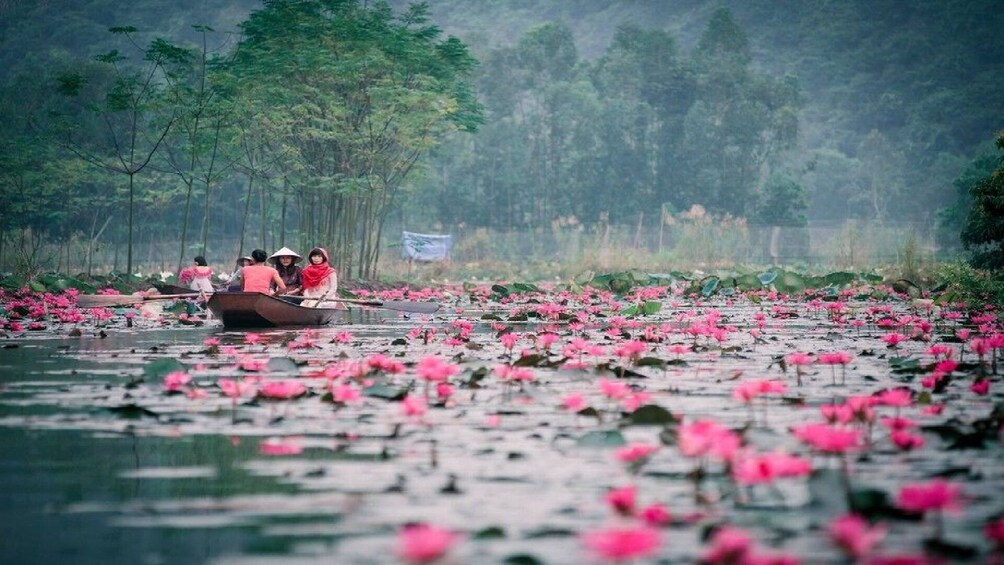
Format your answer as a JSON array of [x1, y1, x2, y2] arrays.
[[1, 1, 1002, 282]]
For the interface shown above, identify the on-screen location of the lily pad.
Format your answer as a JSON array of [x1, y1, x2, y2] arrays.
[[576, 429, 626, 448], [623, 405, 677, 426]]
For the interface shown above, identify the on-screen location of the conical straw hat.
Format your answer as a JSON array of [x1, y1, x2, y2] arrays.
[[268, 246, 303, 264]]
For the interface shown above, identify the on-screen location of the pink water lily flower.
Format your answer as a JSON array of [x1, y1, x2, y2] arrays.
[[401, 394, 427, 419], [733, 379, 786, 402], [435, 382, 454, 401], [581, 525, 661, 561], [890, 430, 925, 450], [238, 357, 269, 372], [494, 364, 535, 383], [791, 423, 861, 454], [535, 332, 559, 351], [366, 353, 406, 374], [620, 391, 651, 412], [614, 340, 648, 362], [821, 403, 855, 425], [615, 442, 660, 464], [881, 332, 907, 348], [331, 383, 362, 404], [500, 332, 520, 352], [259, 437, 303, 456], [604, 485, 637, 515], [597, 378, 631, 400], [163, 371, 192, 392], [396, 523, 460, 564], [785, 352, 814, 386], [732, 451, 812, 485], [416, 355, 459, 382], [785, 352, 814, 367], [703, 526, 753, 564], [640, 503, 671, 526], [986, 516, 1004, 547], [561, 393, 587, 412], [896, 479, 962, 513], [258, 380, 307, 399], [828, 514, 886, 559], [678, 419, 740, 460], [971, 379, 990, 395], [218, 378, 253, 398], [879, 416, 916, 431], [875, 388, 913, 409]]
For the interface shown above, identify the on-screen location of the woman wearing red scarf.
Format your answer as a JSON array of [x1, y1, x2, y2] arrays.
[[300, 247, 338, 307]]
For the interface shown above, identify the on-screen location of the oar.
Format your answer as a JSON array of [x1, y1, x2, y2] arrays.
[[335, 298, 441, 314], [284, 295, 440, 314], [76, 293, 202, 308]]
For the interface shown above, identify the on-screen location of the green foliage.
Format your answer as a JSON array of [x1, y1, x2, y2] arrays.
[[754, 174, 808, 227], [935, 262, 1004, 307], [225, 0, 483, 277], [960, 133, 1004, 269], [937, 152, 998, 249], [1, 0, 1002, 278]]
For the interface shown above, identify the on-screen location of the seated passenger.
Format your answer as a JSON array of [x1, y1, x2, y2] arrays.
[[241, 249, 286, 294], [268, 247, 303, 295], [226, 256, 252, 292], [299, 247, 338, 307]]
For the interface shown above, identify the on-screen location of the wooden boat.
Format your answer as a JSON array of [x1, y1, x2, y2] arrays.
[[207, 292, 351, 328], [154, 282, 199, 295]]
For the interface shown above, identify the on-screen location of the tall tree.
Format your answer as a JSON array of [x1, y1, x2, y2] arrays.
[[226, 0, 482, 278], [57, 27, 189, 276], [159, 25, 235, 275], [684, 8, 799, 217], [961, 133, 1004, 269]]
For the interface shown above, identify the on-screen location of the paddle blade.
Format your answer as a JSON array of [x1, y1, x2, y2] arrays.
[[332, 298, 440, 314], [374, 300, 441, 314], [76, 294, 146, 308], [76, 293, 200, 308]]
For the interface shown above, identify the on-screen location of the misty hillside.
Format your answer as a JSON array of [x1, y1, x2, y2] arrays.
[[2, 0, 1001, 231], [397, 0, 1003, 185]]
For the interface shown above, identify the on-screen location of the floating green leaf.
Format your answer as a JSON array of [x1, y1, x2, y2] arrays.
[[576, 429, 626, 447], [822, 271, 857, 287], [757, 271, 778, 285], [143, 358, 185, 379], [642, 300, 662, 315], [700, 277, 720, 297], [623, 404, 677, 426], [363, 384, 408, 401], [735, 274, 763, 291]]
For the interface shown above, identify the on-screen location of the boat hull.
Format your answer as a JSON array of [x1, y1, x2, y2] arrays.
[[207, 292, 350, 328], [154, 283, 196, 295]]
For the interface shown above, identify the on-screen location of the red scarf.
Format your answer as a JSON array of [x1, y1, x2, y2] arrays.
[[300, 263, 334, 289]]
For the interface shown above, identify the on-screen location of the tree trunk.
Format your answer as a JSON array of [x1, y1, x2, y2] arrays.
[[279, 178, 288, 247], [126, 172, 135, 276], [238, 174, 254, 258], [177, 179, 195, 276], [259, 180, 268, 250]]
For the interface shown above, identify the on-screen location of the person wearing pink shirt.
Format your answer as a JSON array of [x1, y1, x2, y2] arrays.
[[241, 249, 286, 294]]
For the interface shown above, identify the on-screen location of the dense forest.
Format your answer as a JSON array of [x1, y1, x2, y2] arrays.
[[1, 0, 1002, 277]]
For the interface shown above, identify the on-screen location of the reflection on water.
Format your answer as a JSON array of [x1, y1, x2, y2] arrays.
[[1, 306, 1001, 564], [0, 428, 287, 564]]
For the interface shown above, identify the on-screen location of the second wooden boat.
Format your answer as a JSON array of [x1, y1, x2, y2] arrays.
[[207, 292, 351, 328]]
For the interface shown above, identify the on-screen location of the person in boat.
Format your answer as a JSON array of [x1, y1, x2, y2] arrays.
[[226, 256, 253, 292], [299, 247, 339, 307], [188, 256, 215, 293], [269, 247, 302, 295], [241, 249, 286, 295]]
